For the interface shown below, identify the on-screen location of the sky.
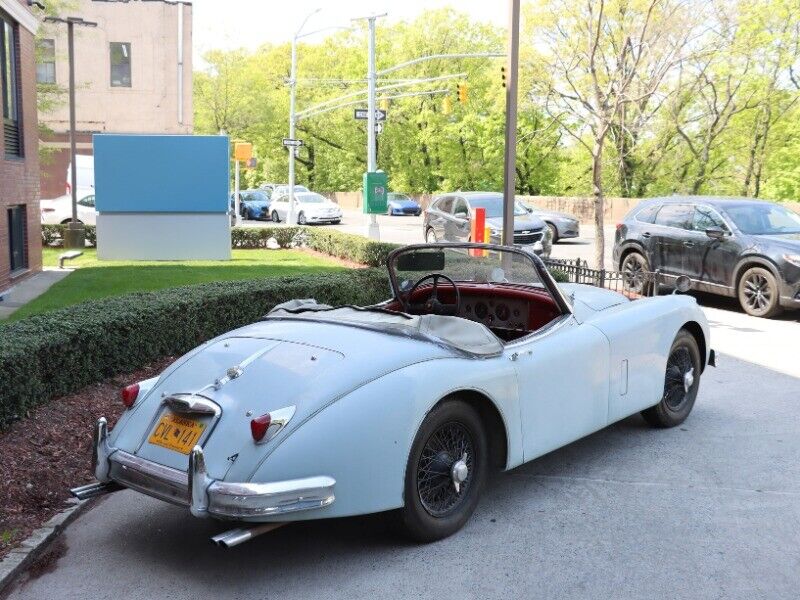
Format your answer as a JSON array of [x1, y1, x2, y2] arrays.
[[190, 0, 507, 65]]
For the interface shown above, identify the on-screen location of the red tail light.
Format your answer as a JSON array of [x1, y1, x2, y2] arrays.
[[616, 223, 624, 231], [250, 413, 272, 442], [121, 383, 140, 408]]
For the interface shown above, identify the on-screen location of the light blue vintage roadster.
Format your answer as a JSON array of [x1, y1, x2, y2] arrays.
[[73, 243, 713, 546]]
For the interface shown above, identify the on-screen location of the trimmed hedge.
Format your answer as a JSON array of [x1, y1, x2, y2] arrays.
[[42, 224, 97, 247], [231, 226, 400, 267], [0, 269, 388, 427]]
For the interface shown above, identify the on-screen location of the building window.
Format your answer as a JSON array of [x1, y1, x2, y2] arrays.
[[110, 42, 131, 87], [1, 14, 22, 157], [36, 38, 55, 84], [7, 205, 28, 273]]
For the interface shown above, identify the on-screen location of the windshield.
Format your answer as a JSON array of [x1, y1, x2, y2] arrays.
[[467, 196, 530, 218], [725, 203, 800, 235], [389, 193, 412, 202], [298, 193, 325, 204], [389, 245, 545, 298]]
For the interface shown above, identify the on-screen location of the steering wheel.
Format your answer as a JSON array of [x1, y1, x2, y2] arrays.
[[405, 274, 461, 316]]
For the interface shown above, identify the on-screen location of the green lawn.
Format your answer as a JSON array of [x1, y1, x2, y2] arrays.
[[8, 248, 346, 321]]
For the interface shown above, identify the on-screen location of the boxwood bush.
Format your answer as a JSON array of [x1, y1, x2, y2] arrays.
[[0, 269, 389, 427], [41, 224, 97, 248]]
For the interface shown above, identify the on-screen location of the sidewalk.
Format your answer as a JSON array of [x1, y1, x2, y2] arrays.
[[0, 269, 71, 320]]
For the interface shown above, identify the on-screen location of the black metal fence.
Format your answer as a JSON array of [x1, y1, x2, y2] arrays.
[[544, 257, 662, 300]]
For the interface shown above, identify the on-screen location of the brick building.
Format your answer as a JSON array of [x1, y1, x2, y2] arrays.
[[0, 0, 40, 291]]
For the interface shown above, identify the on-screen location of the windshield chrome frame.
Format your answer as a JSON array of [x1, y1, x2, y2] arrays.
[[387, 242, 573, 316]]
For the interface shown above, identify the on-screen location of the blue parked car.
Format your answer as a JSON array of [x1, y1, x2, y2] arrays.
[[387, 193, 422, 216], [230, 190, 272, 221]]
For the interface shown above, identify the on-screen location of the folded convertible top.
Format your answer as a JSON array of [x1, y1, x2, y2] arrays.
[[265, 299, 504, 357]]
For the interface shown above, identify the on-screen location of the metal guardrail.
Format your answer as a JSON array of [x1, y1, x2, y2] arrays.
[[544, 258, 663, 300]]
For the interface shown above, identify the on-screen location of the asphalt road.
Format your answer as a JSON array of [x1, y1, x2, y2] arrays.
[[7, 354, 800, 600]]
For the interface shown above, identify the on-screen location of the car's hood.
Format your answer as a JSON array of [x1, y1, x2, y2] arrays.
[[559, 283, 629, 316], [389, 198, 419, 208], [112, 319, 454, 476], [486, 215, 546, 231], [751, 232, 800, 249], [529, 208, 576, 221]]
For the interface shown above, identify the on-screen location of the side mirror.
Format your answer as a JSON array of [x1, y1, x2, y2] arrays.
[[705, 227, 727, 240], [674, 275, 692, 294]]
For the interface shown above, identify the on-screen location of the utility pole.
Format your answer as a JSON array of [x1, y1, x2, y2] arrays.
[[44, 16, 98, 249], [288, 8, 321, 225], [502, 0, 521, 247]]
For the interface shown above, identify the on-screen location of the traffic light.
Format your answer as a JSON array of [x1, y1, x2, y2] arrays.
[[442, 96, 452, 115], [379, 98, 390, 111], [457, 83, 468, 105], [500, 66, 507, 88]]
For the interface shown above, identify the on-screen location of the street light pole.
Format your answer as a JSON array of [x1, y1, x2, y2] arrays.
[[45, 16, 97, 249], [502, 0, 521, 247], [288, 8, 321, 226]]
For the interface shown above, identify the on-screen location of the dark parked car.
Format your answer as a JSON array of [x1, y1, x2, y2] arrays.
[[423, 192, 552, 257], [230, 190, 272, 221], [613, 196, 800, 317]]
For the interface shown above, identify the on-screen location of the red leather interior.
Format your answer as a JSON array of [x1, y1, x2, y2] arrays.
[[387, 283, 561, 332]]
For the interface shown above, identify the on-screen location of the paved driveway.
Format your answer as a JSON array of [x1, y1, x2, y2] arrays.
[[7, 355, 799, 600]]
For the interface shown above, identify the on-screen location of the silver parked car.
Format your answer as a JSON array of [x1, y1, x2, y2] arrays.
[[423, 192, 552, 257], [524, 205, 580, 243]]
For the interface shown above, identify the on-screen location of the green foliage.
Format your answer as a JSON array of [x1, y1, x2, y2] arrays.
[[0, 270, 388, 427], [194, 4, 800, 202], [230, 226, 400, 267], [41, 224, 97, 248]]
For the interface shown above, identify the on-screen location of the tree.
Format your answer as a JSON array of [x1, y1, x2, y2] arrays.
[[526, 0, 696, 268]]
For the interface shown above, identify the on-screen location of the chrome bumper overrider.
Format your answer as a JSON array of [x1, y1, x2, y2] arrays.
[[91, 418, 335, 519]]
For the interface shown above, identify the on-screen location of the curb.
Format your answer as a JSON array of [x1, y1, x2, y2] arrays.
[[0, 497, 95, 596]]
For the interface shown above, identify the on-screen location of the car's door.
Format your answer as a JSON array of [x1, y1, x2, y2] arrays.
[[447, 197, 472, 242], [690, 204, 742, 289], [77, 195, 96, 225], [511, 317, 611, 461], [430, 196, 453, 239], [651, 203, 695, 276]]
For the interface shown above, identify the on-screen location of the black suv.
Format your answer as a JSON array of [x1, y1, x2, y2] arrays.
[[613, 196, 800, 318]]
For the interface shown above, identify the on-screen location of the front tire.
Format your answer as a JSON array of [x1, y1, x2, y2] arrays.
[[547, 222, 559, 244], [271, 210, 280, 223], [297, 212, 307, 225], [398, 399, 487, 543], [738, 266, 782, 318], [425, 227, 437, 243], [641, 329, 701, 428]]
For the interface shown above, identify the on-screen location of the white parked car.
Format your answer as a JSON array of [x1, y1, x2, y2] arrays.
[[270, 192, 342, 225], [40, 189, 97, 225]]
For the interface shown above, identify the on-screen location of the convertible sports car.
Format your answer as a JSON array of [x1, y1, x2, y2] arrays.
[[72, 243, 713, 546]]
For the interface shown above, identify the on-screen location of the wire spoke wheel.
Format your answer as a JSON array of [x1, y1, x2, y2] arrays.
[[662, 347, 694, 410], [417, 422, 474, 517]]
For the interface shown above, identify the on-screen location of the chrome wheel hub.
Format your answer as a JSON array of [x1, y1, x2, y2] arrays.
[[450, 453, 469, 494], [683, 368, 694, 394]]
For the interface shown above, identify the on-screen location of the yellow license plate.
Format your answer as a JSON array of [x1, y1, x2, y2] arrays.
[[148, 413, 206, 454]]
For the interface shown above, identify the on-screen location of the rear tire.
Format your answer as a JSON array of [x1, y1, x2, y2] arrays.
[[738, 266, 783, 318], [641, 329, 701, 428], [425, 227, 437, 243], [397, 399, 487, 543]]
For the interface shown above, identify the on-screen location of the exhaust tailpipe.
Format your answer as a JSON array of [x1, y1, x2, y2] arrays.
[[70, 481, 123, 501], [211, 522, 287, 548]]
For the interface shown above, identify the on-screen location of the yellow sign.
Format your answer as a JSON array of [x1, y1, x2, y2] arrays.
[[148, 413, 206, 454], [234, 142, 253, 162]]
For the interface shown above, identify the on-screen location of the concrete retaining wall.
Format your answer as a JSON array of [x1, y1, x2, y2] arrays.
[[322, 191, 800, 224]]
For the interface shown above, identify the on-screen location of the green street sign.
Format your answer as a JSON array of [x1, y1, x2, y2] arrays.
[[363, 171, 388, 214]]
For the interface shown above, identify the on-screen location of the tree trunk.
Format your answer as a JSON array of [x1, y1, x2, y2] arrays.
[[592, 138, 606, 270]]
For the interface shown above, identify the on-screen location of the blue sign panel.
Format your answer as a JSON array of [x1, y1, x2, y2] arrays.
[[94, 135, 229, 213]]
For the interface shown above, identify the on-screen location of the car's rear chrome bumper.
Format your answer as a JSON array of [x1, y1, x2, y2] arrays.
[[91, 418, 336, 520]]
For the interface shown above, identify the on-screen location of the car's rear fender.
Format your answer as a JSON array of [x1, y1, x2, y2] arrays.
[[237, 356, 521, 521], [584, 295, 710, 424]]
